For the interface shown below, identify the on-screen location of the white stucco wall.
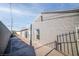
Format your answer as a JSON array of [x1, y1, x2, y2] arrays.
[[32, 12, 79, 45]]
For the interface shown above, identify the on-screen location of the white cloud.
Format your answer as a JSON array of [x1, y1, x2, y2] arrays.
[[0, 7, 37, 16]]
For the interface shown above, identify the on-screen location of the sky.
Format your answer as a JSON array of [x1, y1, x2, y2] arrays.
[[0, 3, 79, 31]]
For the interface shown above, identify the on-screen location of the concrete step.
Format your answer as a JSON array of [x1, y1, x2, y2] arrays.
[[47, 49, 64, 56], [35, 46, 64, 56], [35, 46, 52, 56]]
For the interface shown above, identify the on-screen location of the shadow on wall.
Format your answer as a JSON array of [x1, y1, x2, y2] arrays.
[[4, 35, 36, 56], [0, 21, 11, 55]]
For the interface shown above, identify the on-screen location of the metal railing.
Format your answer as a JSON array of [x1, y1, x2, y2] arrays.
[[56, 31, 79, 56], [34, 31, 79, 56]]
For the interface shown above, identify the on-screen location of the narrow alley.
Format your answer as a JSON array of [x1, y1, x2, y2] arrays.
[[0, 3, 79, 56]]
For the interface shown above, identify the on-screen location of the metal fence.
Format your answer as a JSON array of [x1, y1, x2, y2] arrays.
[[34, 31, 79, 56], [56, 31, 79, 56]]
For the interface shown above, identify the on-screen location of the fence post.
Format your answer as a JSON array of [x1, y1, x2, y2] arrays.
[[77, 31, 79, 56], [59, 35, 62, 51], [56, 35, 59, 50], [54, 41, 58, 50], [76, 26, 79, 55], [65, 33, 69, 54], [73, 31, 79, 55], [62, 34, 65, 52], [69, 32, 74, 56]]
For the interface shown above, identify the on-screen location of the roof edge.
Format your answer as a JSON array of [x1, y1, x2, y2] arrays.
[[41, 9, 79, 14]]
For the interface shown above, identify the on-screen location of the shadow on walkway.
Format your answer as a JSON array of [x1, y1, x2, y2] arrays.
[[4, 36, 36, 56]]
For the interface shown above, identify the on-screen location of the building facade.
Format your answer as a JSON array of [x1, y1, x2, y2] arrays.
[[31, 9, 79, 55], [0, 21, 11, 55], [32, 9, 79, 44]]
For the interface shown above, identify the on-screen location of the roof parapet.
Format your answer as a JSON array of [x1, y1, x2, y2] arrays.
[[41, 9, 79, 14]]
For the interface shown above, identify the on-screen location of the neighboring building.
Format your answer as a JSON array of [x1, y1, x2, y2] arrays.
[[32, 9, 79, 44], [20, 29, 29, 38], [31, 9, 79, 55], [0, 21, 11, 55], [16, 31, 21, 36], [16, 28, 31, 45], [16, 29, 29, 38]]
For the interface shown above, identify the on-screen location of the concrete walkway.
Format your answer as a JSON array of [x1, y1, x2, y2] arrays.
[[33, 41, 64, 56], [4, 36, 64, 56], [35, 46, 64, 56], [47, 49, 64, 56], [4, 37, 36, 56], [14, 35, 64, 56]]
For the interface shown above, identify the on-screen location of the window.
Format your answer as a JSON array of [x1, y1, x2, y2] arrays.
[[41, 16, 43, 22], [25, 31, 28, 38], [36, 29, 40, 39]]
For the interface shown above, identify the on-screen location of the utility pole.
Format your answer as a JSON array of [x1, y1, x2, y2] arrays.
[[10, 3, 13, 32], [10, 3, 13, 53]]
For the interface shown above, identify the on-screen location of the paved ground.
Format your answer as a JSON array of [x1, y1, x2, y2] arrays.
[[4, 36, 64, 56], [4, 37, 36, 56], [16, 35, 30, 45], [47, 49, 64, 56], [33, 40, 64, 56], [34, 46, 64, 56]]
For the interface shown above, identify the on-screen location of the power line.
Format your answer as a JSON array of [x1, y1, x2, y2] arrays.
[[10, 3, 13, 32]]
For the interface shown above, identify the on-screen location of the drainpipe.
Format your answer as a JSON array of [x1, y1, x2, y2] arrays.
[[30, 24, 32, 46]]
